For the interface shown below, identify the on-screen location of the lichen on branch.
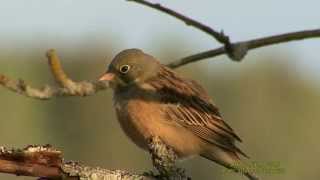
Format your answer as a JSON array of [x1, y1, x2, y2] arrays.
[[0, 49, 108, 100], [0, 145, 157, 180]]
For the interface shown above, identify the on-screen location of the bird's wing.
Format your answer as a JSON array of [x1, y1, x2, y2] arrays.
[[148, 66, 247, 157]]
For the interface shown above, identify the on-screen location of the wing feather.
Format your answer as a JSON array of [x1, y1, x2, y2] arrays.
[[148, 66, 247, 157]]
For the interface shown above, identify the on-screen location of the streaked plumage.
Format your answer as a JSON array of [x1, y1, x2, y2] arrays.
[[148, 65, 248, 158], [99, 49, 258, 180]]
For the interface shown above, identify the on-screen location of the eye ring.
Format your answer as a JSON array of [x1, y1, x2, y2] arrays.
[[119, 64, 131, 74]]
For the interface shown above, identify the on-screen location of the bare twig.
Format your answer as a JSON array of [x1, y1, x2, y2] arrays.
[[45, 49, 109, 96], [128, 0, 230, 45], [129, 0, 319, 64], [0, 2, 319, 99], [168, 28, 320, 68], [1, 27, 319, 99], [0, 50, 108, 100], [46, 49, 75, 89]]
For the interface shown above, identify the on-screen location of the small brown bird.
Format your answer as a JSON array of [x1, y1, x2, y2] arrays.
[[99, 49, 258, 180]]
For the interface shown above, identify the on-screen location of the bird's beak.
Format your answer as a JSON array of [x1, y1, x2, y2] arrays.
[[98, 72, 115, 82]]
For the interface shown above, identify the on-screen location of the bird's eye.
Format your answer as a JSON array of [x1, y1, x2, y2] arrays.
[[119, 64, 131, 74]]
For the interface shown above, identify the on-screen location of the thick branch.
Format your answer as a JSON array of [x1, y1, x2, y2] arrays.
[[167, 29, 320, 68], [0, 145, 156, 180], [0, 145, 61, 178]]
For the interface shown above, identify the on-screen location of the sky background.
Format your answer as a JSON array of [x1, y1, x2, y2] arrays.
[[0, 0, 319, 78]]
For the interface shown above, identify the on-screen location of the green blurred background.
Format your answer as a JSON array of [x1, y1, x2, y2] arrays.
[[0, 0, 319, 180]]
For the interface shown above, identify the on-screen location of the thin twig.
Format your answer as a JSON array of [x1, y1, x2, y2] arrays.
[[0, 50, 108, 100], [167, 28, 320, 68], [0, 3, 319, 98], [46, 49, 75, 89], [129, 0, 319, 63], [128, 0, 230, 45], [1, 27, 319, 99]]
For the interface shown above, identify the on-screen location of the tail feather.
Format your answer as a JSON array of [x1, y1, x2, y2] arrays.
[[201, 147, 259, 180]]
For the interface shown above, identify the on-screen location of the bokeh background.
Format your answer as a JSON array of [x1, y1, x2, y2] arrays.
[[0, 0, 319, 179]]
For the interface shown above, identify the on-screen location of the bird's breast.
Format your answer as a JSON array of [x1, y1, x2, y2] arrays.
[[114, 95, 165, 150], [113, 88, 206, 158]]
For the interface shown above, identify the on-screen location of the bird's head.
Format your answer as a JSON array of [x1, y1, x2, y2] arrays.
[[98, 49, 160, 90]]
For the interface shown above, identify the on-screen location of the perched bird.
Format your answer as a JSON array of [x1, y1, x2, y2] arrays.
[[99, 49, 258, 180]]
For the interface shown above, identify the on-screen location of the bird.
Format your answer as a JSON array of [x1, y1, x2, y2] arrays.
[[98, 49, 258, 180]]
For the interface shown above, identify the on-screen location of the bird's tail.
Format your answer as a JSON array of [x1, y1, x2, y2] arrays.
[[201, 147, 259, 180]]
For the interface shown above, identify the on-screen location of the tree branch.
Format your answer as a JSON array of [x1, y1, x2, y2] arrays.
[[128, 0, 230, 46], [46, 49, 75, 89], [167, 28, 320, 68], [0, 1, 318, 179], [0, 1, 319, 99], [0, 145, 61, 178], [128, 0, 320, 65], [0, 49, 108, 100], [0, 145, 157, 180]]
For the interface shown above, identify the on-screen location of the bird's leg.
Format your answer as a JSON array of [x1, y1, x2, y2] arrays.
[[147, 136, 189, 180]]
